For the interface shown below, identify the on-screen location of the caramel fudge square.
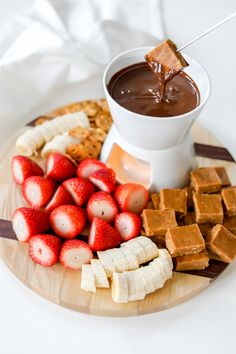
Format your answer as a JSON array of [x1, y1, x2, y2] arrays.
[[206, 224, 236, 263], [193, 193, 223, 224], [175, 250, 209, 271], [185, 186, 194, 208], [151, 193, 159, 209], [191, 167, 222, 194], [222, 187, 236, 216], [214, 167, 231, 187], [166, 224, 205, 257], [160, 189, 187, 215], [223, 216, 236, 235], [142, 209, 177, 237]]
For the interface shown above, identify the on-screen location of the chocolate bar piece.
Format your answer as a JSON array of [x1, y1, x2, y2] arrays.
[[165, 224, 205, 257], [151, 193, 159, 209], [142, 209, 177, 237], [175, 250, 209, 271], [160, 188, 187, 215], [145, 39, 188, 83], [191, 167, 222, 194], [223, 216, 236, 235], [222, 186, 236, 216], [214, 167, 231, 187], [193, 193, 223, 224], [206, 224, 236, 263]]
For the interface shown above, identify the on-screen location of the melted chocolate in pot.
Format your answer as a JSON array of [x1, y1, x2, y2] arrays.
[[107, 62, 200, 117]]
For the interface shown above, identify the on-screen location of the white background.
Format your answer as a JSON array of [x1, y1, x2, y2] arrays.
[[1, 1, 236, 354]]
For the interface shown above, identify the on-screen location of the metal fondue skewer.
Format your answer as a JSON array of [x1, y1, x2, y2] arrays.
[[177, 12, 236, 52]]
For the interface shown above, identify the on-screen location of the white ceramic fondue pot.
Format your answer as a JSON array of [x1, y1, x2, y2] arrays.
[[101, 47, 211, 191]]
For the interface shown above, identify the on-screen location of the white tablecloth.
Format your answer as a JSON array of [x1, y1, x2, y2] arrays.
[[1, 1, 236, 354]]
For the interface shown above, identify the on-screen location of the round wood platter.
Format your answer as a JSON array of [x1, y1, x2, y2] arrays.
[[0, 101, 235, 317]]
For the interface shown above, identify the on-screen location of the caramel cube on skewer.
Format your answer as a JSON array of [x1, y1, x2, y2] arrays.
[[142, 209, 177, 237], [206, 224, 236, 263], [175, 250, 209, 271], [222, 186, 236, 217], [160, 188, 187, 216], [193, 193, 223, 224], [145, 39, 188, 83], [214, 167, 231, 187], [191, 167, 222, 194], [166, 224, 205, 257]]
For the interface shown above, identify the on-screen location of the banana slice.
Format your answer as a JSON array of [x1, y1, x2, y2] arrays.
[[158, 249, 173, 269], [152, 257, 172, 280], [106, 248, 129, 272], [81, 264, 96, 293], [124, 270, 145, 301], [119, 247, 139, 271], [121, 241, 146, 264], [148, 262, 166, 289], [112, 272, 128, 303], [41, 132, 80, 158], [97, 251, 116, 278], [16, 111, 89, 156], [90, 259, 110, 288], [129, 236, 159, 262], [138, 266, 157, 294]]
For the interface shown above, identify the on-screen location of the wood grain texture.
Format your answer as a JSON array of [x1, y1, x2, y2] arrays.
[[0, 120, 235, 317]]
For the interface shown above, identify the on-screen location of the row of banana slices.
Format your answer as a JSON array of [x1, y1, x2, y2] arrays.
[[16, 111, 89, 156], [81, 236, 173, 303]]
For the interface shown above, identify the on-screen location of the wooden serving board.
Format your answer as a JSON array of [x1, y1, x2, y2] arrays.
[[0, 110, 235, 316]]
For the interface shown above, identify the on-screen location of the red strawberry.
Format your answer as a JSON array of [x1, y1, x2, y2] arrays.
[[12, 207, 50, 242], [63, 177, 95, 206], [59, 239, 93, 270], [22, 176, 56, 208], [50, 205, 86, 239], [29, 234, 61, 267], [77, 158, 106, 179], [87, 191, 118, 223], [115, 212, 142, 241], [46, 152, 76, 182], [12, 155, 43, 185], [114, 183, 149, 214], [89, 168, 116, 193], [45, 185, 74, 213], [88, 217, 122, 251]]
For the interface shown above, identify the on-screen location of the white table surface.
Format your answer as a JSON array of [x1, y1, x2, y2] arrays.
[[1, 1, 236, 354]]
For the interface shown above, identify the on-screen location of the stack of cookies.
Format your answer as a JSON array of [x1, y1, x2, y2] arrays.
[[142, 167, 236, 271]]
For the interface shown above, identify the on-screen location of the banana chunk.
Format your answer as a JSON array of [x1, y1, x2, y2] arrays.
[[124, 270, 145, 301], [106, 248, 129, 272], [41, 132, 80, 158], [152, 257, 172, 280], [97, 251, 116, 278], [91, 259, 109, 288], [148, 263, 166, 289], [138, 266, 157, 294], [81, 264, 96, 293], [112, 272, 129, 303], [119, 247, 139, 271], [121, 240, 147, 264], [158, 249, 173, 269], [16, 111, 89, 156]]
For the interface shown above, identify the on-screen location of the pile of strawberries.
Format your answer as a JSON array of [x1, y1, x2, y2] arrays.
[[11, 153, 149, 270]]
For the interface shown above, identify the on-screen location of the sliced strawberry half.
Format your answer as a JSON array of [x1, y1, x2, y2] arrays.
[[50, 205, 86, 239], [63, 177, 95, 206], [87, 191, 118, 223], [46, 152, 76, 182], [22, 176, 56, 208], [45, 185, 74, 213], [114, 183, 149, 214], [29, 234, 61, 267], [12, 207, 50, 242], [12, 155, 44, 185], [76, 158, 106, 179], [89, 168, 116, 193], [59, 239, 93, 270], [88, 217, 122, 251], [115, 212, 142, 241]]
